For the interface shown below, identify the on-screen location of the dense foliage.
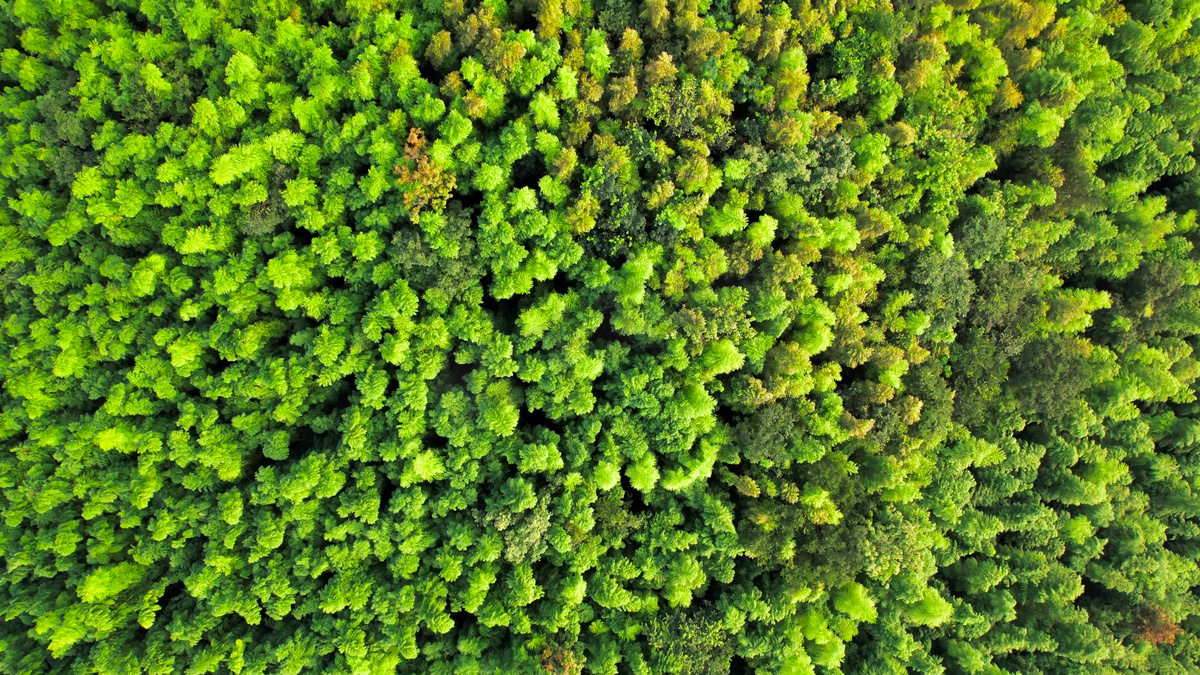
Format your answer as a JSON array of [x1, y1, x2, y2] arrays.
[[1, 0, 1199, 672]]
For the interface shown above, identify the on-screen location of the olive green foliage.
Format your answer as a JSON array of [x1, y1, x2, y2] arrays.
[[0, 0, 1198, 673]]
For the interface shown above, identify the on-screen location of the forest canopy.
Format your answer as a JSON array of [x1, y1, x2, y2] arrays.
[[1, 0, 1199, 673]]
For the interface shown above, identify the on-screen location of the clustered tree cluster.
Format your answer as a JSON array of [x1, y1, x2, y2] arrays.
[[1, 0, 1199, 673]]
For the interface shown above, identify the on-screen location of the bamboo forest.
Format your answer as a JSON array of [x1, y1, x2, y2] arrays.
[[1, 0, 1200, 672]]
